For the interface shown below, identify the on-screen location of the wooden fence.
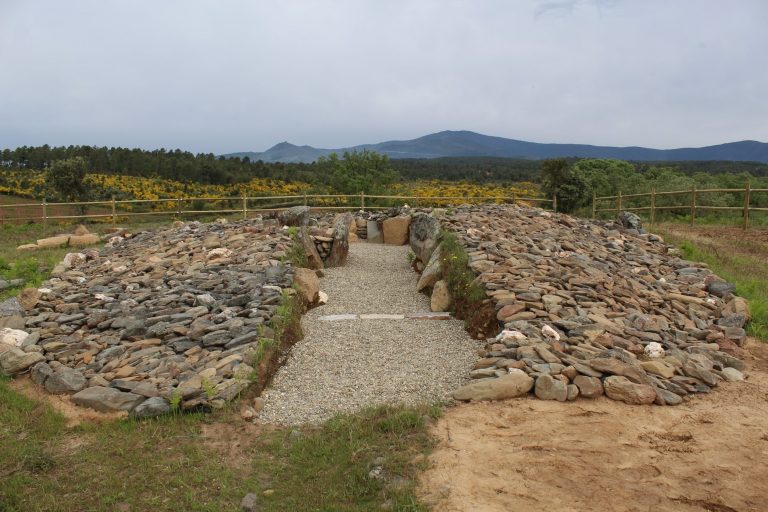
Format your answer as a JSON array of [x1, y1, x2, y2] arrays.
[[592, 183, 768, 230], [0, 192, 555, 225]]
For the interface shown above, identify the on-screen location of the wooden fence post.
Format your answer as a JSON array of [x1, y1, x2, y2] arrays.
[[303, 193, 307, 206], [650, 187, 656, 228], [111, 195, 117, 226], [553, 194, 557, 213], [690, 185, 697, 225], [42, 196, 47, 226], [177, 198, 182, 220], [617, 191, 623, 215], [242, 195, 247, 220], [511, 192, 516, 205], [591, 192, 596, 219], [360, 192, 365, 211], [743, 182, 751, 231]]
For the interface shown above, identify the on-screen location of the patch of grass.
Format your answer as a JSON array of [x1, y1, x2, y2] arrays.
[[252, 404, 436, 511], [671, 238, 768, 340], [440, 230, 486, 305], [0, 374, 437, 511], [285, 227, 308, 268], [439, 229, 497, 336]]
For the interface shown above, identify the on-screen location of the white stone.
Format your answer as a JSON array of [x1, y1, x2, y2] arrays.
[[0, 328, 29, 347], [721, 367, 745, 382], [644, 342, 665, 359], [318, 291, 329, 305], [62, 252, 86, 268], [208, 247, 232, 259], [496, 329, 526, 343], [541, 324, 561, 341]]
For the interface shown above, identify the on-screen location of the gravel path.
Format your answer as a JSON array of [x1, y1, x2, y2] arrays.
[[258, 243, 480, 425]]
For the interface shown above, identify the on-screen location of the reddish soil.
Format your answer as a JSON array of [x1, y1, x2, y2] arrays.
[[419, 339, 768, 512]]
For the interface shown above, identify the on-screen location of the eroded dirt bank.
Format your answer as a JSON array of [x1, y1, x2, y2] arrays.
[[419, 338, 768, 512]]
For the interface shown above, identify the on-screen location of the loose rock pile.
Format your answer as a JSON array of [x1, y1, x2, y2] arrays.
[[414, 204, 748, 406], [0, 218, 297, 416]]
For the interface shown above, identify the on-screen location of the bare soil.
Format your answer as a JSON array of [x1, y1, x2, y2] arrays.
[[419, 339, 768, 512], [657, 223, 768, 259], [9, 376, 127, 427]]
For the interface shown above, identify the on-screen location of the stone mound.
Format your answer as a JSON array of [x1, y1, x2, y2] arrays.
[[1, 218, 296, 416], [439, 205, 748, 406]]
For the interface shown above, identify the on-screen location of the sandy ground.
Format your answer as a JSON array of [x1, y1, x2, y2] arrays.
[[9, 376, 127, 427], [419, 339, 768, 512]]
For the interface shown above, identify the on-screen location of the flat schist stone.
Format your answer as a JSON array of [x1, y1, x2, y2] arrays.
[[407, 312, 452, 320], [359, 314, 405, 320], [319, 314, 358, 321]]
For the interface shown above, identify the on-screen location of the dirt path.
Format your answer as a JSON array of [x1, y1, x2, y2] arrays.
[[419, 338, 768, 512], [258, 242, 480, 425]]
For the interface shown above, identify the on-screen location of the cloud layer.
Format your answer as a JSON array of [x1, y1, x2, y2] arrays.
[[1, 0, 766, 153]]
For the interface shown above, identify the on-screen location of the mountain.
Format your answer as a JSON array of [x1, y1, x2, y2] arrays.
[[223, 130, 768, 164]]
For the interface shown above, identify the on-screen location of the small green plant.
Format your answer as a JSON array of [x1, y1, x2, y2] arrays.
[[406, 250, 415, 263], [169, 388, 182, 413], [202, 378, 216, 400], [285, 229, 308, 267], [440, 230, 486, 304]]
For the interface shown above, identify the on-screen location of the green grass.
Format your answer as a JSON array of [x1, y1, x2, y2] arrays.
[[0, 374, 437, 511], [671, 239, 768, 340], [0, 223, 78, 299]]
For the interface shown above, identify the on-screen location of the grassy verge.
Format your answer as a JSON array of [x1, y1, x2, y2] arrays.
[[439, 229, 497, 337], [0, 223, 88, 299], [0, 374, 436, 511], [657, 227, 768, 340]]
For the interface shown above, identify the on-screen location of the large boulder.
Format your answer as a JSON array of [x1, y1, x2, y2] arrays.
[[293, 268, 320, 304], [534, 374, 568, 401], [36, 235, 70, 249], [72, 386, 144, 412], [69, 234, 100, 247], [297, 227, 324, 270], [453, 371, 534, 401], [326, 213, 352, 267], [132, 397, 171, 418], [44, 366, 88, 394], [616, 211, 642, 230], [0, 345, 45, 375], [430, 280, 452, 312], [0, 298, 24, 329], [573, 375, 604, 398], [409, 212, 441, 263], [0, 328, 29, 347], [382, 215, 411, 245], [366, 220, 383, 243], [278, 206, 311, 227], [416, 244, 443, 292], [603, 376, 656, 405]]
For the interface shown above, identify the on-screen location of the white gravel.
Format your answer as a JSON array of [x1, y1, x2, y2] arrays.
[[258, 242, 481, 425]]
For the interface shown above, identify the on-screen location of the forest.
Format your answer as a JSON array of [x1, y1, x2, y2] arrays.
[[1, 145, 767, 216]]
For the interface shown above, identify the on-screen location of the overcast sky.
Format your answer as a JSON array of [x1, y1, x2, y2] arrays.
[[1, 0, 766, 153]]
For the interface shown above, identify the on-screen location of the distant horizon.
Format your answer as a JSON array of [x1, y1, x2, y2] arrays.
[[4, 129, 768, 156]]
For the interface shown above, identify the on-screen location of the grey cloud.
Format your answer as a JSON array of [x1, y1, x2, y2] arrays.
[[0, 0, 766, 153]]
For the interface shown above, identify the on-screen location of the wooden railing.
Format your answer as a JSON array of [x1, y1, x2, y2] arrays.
[[592, 183, 768, 230], [0, 193, 555, 225]]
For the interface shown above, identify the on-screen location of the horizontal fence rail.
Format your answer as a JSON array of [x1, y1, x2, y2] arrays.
[[592, 183, 767, 230], [0, 192, 555, 225]]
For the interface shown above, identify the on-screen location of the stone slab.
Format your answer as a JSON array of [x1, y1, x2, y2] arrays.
[[359, 314, 405, 320], [406, 312, 452, 320], [318, 314, 358, 321]]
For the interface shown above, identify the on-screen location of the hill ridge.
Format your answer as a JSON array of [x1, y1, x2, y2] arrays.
[[223, 130, 768, 164]]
